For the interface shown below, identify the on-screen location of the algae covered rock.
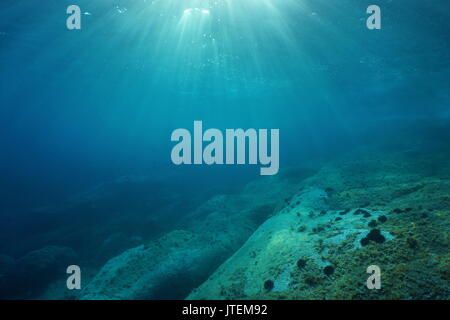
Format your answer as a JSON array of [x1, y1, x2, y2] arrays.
[[15, 245, 77, 275], [1, 246, 77, 298], [187, 188, 394, 299], [81, 174, 300, 300], [81, 229, 247, 299]]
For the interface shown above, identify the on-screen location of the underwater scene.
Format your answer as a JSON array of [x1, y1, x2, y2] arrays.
[[0, 0, 449, 300]]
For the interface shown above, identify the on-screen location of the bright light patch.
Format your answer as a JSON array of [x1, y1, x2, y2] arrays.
[[183, 8, 210, 15]]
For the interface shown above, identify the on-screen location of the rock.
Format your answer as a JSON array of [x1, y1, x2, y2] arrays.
[[363, 212, 372, 218], [368, 220, 377, 228], [353, 208, 370, 216], [264, 280, 274, 291], [81, 176, 298, 300], [6, 246, 77, 297], [80, 230, 238, 299], [323, 265, 334, 276], [296, 258, 307, 269], [15, 246, 77, 274], [186, 187, 395, 299], [360, 229, 385, 246], [407, 237, 418, 248]]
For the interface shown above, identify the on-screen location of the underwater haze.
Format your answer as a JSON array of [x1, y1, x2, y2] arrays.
[[0, 0, 449, 299]]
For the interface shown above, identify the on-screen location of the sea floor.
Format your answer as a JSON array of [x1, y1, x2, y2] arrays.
[[1, 125, 449, 300], [188, 147, 450, 299], [81, 141, 449, 300]]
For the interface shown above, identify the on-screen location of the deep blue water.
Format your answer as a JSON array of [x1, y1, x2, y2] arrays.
[[0, 0, 449, 299]]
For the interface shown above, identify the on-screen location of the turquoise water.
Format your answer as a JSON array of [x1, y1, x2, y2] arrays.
[[0, 0, 449, 299]]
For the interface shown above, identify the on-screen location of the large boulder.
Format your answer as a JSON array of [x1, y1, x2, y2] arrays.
[[2, 246, 77, 298], [81, 230, 242, 299], [81, 173, 303, 299], [187, 188, 394, 299]]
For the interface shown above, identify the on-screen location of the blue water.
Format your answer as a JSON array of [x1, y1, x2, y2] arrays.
[[0, 0, 449, 299]]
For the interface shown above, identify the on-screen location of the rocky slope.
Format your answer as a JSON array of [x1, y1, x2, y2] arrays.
[[188, 147, 450, 299]]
